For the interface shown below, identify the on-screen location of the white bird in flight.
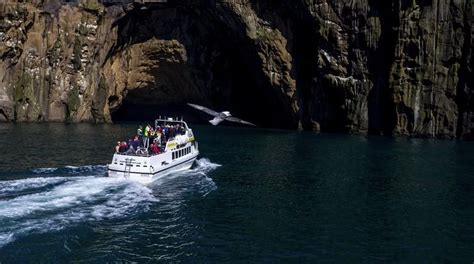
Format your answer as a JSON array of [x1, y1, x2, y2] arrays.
[[187, 103, 256, 126]]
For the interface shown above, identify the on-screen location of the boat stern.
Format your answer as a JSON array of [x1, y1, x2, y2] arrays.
[[107, 154, 156, 183]]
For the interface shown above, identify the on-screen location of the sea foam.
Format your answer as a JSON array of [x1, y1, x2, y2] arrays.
[[0, 159, 219, 248], [0, 177, 157, 247]]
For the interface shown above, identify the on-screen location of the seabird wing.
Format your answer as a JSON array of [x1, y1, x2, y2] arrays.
[[225, 116, 256, 126], [187, 103, 220, 116], [209, 117, 224, 126]]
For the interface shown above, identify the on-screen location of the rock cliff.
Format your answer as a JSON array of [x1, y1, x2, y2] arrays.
[[0, 0, 472, 139]]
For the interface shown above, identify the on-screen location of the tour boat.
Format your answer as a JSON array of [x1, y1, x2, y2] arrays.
[[107, 117, 199, 184]]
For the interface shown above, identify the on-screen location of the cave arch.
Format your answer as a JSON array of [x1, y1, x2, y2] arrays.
[[106, 3, 297, 128]]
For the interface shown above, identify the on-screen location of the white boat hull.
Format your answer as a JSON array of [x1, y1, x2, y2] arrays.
[[108, 155, 197, 184], [108, 140, 199, 185]]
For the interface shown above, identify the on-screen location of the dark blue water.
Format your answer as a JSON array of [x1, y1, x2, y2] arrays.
[[0, 123, 473, 262]]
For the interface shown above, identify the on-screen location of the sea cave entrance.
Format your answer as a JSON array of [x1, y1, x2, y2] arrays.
[[108, 4, 296, 128]]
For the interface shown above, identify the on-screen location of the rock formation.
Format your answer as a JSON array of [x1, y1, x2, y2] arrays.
[[0, 0, 472, 139]]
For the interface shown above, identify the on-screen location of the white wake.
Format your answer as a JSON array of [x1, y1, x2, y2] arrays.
[[0, 159, 220, 248], [150, 158, 220, 197], [0, 176, 157, 247]]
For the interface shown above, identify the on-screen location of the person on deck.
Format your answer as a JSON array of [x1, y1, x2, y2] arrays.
[[115, 141, 121, 153], [137, 126, 143, 143], [119, 141, 128, 152], [169, 126, 175, 139], [149, 127, 155, 144], [155, 130, 162, 146], [131, 136, 140, 150], [150, 143, 160, 154], [125, 142, 135, 154], [162, 126, 168, 142], [144, 124, 150, 148]]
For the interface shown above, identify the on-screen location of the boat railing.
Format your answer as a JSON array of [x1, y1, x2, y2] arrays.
[[155, 116, 189, 130]]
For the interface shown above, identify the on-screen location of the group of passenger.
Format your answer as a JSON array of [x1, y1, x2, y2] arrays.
[[115, 123, 187, 156]]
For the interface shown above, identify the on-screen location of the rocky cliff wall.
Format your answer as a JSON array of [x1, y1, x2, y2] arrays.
[[0, 0, 472, 139]]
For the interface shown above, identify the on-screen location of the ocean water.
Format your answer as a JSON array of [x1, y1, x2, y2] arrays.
[[0, 123, 473, 263]]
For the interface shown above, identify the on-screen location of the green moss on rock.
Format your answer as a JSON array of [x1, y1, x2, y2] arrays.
[[78, 23, 88, 36], [47, 39, 62, 66], [73, 37, 82, 70], [67, 85, 80, 118], [14, 70, 32, 102], [82, 0, 102, 15]]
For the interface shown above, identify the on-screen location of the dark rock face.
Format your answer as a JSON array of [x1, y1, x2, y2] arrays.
[[0, 0, 473, 139]]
